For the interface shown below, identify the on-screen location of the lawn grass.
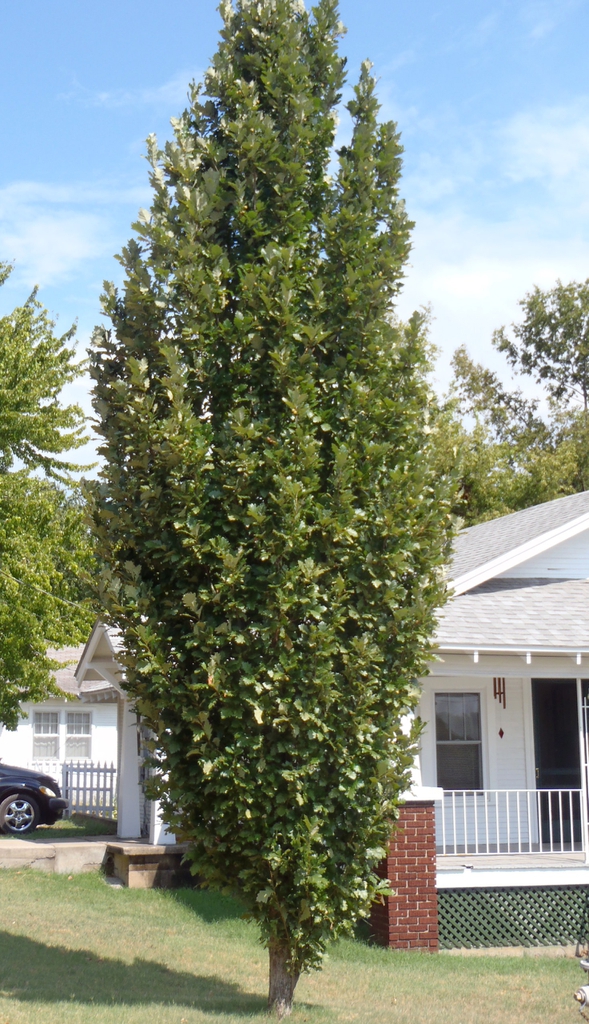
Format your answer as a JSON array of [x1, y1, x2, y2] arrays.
[[0, 815, 117, 841], [0, 869, 582, 1024]]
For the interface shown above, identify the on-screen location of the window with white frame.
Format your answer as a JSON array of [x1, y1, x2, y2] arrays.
[[33, 712, 60, 759], [65, 712, 91, 759], [435, 692, 482, 790]]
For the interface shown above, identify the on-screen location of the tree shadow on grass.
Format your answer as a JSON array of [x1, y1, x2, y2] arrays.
[[169, 887, 247, 924], [0, 932, 265, 1016]]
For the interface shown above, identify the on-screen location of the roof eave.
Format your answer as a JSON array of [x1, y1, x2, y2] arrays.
[[436, 644, 589, 656]]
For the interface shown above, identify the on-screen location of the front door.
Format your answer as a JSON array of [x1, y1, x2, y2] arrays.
[[532, 680, 582, 849]]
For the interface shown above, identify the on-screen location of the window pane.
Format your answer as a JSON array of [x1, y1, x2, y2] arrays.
[[435, 693, 450, 741], [33, 736, 59, 759], [437, 742, 482, 790], [65, 736, 91, 759], [435, 693, 481, 741], [66, 713, 91, 736], [463, 693, 481, 741], [34, 712, 59, 735], [447, 693, 467, 740]]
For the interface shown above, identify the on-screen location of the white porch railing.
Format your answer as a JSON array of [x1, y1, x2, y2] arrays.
[[436, 789, 584, 855], [61, 761, 117, 819]]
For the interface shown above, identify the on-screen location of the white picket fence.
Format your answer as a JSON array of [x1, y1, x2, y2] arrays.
[[61, 761, 117, 819]]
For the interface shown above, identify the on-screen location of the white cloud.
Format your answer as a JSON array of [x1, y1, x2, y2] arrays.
[[520, 0, 582, 40], [503, 99, 589, 193], [371, 89, 589, 393], [466, 12, 501, 46], [0, 180, 148, 210], [0, 212, 110, 287], [380, 50, 416, 75], [397, 209, 589, 394], [60, 71, 201, 112], [0, 178, 150, 288]]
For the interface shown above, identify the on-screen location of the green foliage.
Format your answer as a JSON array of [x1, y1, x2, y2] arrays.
[[89, 0, 453, 992], [0, 263, 87, 478], [0, 264, 95, 728], [0, 474, 95, 728]]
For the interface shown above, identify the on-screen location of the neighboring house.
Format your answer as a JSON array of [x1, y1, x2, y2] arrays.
[[74, 490, 589, 949], [0, 646, 118, 779], [75, 623, 173, 846]]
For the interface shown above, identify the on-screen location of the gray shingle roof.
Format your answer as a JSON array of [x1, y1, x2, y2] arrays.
[[451, 491, 589, 581], [47, 645, 86, 696], [436, 577, 589, 650]]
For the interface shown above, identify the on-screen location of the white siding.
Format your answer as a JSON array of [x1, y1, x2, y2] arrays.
[[0, 699, 118, 772], [499, 528, 589, 578], [88, 703, 118, 764], [418, 675, 532, 790], [493, 677, 530, 790]]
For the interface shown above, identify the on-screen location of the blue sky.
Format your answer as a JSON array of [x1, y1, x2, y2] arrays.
[[2, 0, 589, 459]]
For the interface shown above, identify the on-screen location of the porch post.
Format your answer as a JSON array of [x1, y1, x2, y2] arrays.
[[149, 798, 176, 846], [576, 679, 589, 863], [370, 787, 442, 951], [117, 698, 142, 839]]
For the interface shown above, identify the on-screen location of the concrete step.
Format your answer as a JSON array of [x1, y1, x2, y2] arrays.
[[0, 839, 107, 873], [0, 836, 192, 887], [104, 841, 192, 889]]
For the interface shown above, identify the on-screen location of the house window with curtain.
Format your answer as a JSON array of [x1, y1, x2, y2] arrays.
[[65, 712, 91, 759], [33, 712, 60, 759], [435, 692, 482, 790]]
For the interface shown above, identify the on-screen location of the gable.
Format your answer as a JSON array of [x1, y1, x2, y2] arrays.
[[451, 492, 589, 595], [498, 527, 589, 579]]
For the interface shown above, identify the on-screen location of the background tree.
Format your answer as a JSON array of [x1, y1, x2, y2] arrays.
[[438, 346, 574, 523], [90, 0, 453, 1016], [494, 279, 589, 409], [437, 299, 589, 525], [0, 262, 94, 728]]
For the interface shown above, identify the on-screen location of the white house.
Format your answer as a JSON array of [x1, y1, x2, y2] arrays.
[[418, 490, 589, 878], [75, 485, 589, 864], [378, 489, 589, 950], [0, 645, 118, 779]]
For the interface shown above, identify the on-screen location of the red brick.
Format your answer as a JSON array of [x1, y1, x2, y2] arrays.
[[369, 801, 438, 952]]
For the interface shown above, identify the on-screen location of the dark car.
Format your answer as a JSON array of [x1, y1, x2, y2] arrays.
[[0, 763, 68, 835]]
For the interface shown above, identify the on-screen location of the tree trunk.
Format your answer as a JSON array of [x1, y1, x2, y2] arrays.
[[268, 940, 300, 1019]]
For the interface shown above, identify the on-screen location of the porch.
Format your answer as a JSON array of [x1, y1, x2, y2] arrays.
[[435, 791, 589, 890], [417, 645, 589, 884]]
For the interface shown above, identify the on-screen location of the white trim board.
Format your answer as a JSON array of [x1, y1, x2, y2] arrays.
[[428, 652, 589, 678], [437, 865, 589, 889]]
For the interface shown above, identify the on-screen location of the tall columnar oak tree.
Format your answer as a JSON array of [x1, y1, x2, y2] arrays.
[[90, 0, 453, 1015], [0, 263, 95, 728]]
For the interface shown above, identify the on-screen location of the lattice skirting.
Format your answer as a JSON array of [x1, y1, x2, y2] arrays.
[[438, 886, 589, 948]]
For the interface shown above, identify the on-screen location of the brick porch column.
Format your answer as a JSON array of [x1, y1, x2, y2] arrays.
[[370, 789, 441, 951]]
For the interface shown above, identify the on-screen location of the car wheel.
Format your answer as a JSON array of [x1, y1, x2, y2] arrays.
[[0, 794, 40, 835]]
